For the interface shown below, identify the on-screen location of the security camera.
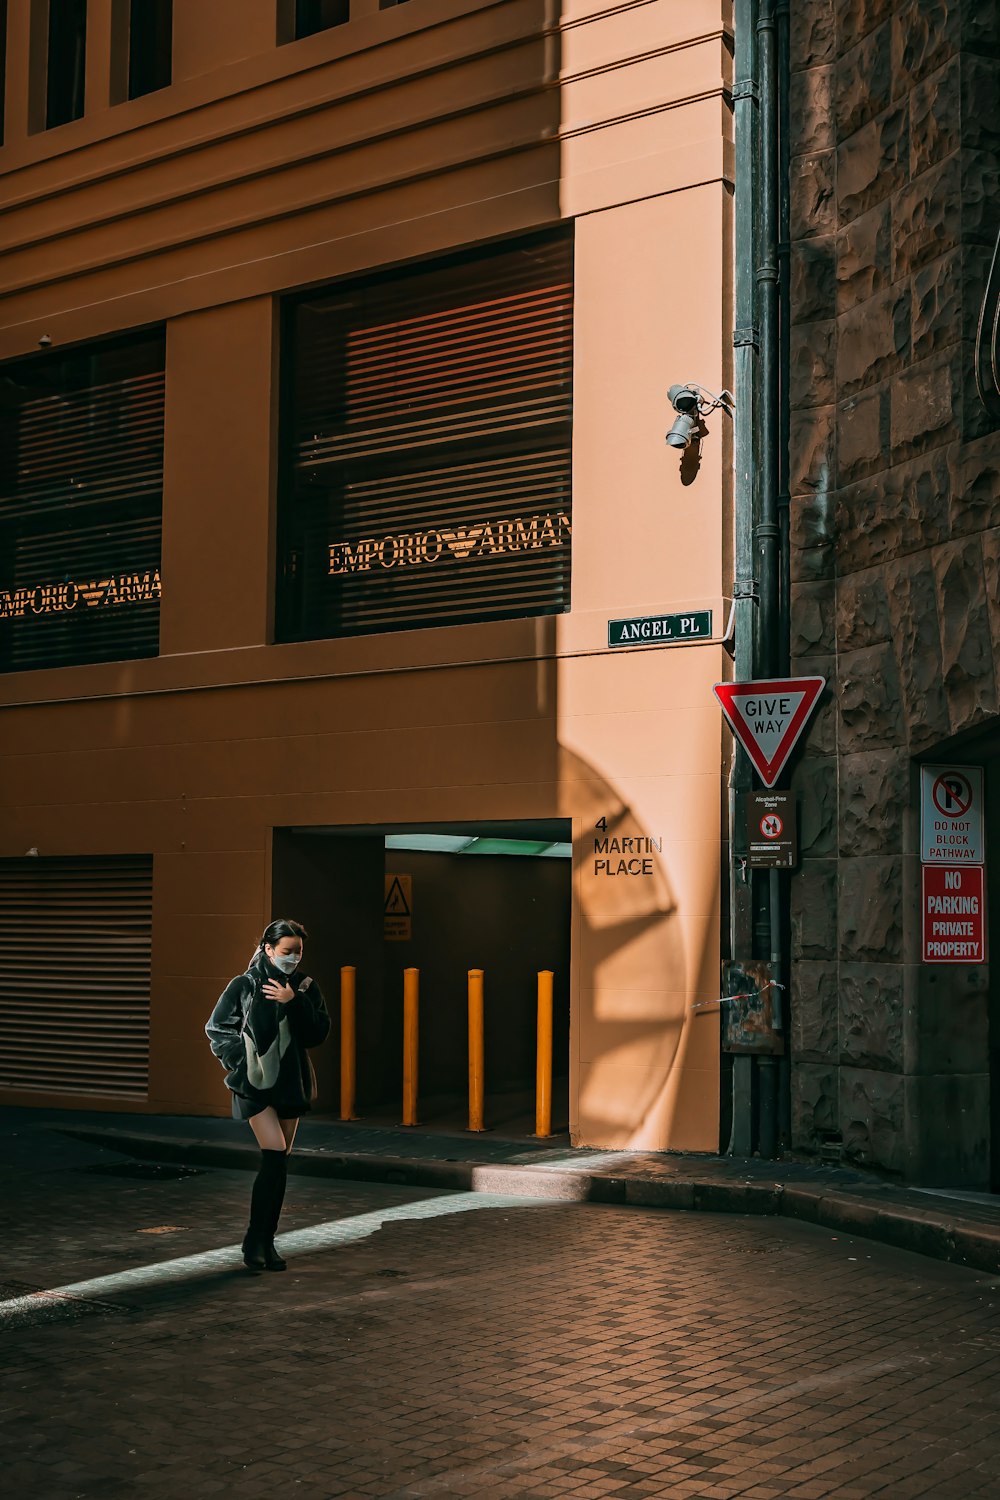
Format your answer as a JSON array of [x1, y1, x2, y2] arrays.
[[665, 383, 735, 449], [666, 411, 699, 449], [667, 384, 700, 414], [38, 335, 52, 348], [666, 385, 701, 449]]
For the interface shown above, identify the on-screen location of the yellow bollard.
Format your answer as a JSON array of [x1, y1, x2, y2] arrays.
[[467, 969, 485, 1132], [339, 966, 359, 1121], [535, 970, 554, 1138], [402, 967, 419, 1127]]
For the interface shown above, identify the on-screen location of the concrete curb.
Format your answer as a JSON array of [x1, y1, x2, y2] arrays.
[[62, 1125, 1000, 1275]]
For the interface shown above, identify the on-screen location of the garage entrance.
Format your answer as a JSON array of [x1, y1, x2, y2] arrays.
[[272, 821, 572, 1136]]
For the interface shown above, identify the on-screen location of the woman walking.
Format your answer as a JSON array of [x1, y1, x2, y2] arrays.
[[206, 919, 330, 1273]]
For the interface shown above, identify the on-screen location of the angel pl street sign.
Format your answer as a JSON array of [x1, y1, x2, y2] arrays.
[[608, 611, 712, 648]]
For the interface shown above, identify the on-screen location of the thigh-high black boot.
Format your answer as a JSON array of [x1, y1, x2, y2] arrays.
[[243, 1149, 287, 1272], [263, 1150, 288, 1271]]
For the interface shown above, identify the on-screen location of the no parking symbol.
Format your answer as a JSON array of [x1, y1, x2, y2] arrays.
[[932, 771, 974, 819]]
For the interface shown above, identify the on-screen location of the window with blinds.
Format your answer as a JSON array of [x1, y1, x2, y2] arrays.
[[0, 332, 165, 674], [45, 0, 88, 129], [128, 0, 173, 100], [0, 1, 8, 147], [294, 0, 350, 38], [276, 231, 573, 643], [0, 856, 152, 1101]]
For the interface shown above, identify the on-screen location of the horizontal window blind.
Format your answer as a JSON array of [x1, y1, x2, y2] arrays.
[[277, 231, 573, 642], [295, 0, 349, 36], [0, 856, 152, 1101], [0, 333, 165, 673]]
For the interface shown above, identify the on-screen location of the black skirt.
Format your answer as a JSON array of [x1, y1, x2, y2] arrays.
[[231, 1090, 311, 1122]]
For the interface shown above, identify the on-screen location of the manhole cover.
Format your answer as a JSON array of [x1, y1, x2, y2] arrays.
[[84, 1161, 203, 1181]]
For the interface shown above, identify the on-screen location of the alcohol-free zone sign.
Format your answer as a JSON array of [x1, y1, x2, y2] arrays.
[[922, 865, 985, 963], [920, 765, 984, 864]]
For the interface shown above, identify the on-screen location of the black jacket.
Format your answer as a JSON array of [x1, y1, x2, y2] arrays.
[[205, 958, 330, 1113]]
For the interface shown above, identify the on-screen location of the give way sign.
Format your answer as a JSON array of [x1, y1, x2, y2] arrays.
[[713, 677, 825, 788]]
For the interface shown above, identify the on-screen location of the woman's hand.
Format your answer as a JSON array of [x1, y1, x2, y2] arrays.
[[263, 979, 294, 1004]]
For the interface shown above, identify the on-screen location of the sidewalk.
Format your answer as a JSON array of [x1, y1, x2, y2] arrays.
[[9, 1104, 1000, 1274], [7, 1120, 1000, 1500]]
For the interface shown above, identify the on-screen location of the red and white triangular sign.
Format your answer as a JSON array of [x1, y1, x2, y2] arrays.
[[713, 677, 825, 787]]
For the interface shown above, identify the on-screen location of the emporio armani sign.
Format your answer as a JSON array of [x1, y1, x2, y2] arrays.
[[329, 510, 571, 576], [0, 570, 162, 621]]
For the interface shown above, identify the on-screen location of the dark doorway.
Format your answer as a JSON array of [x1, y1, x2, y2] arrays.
[[271, 821, 572, 1136]]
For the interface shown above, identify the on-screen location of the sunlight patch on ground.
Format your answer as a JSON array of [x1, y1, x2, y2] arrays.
[[527, 1150, 637, 1172], [0, 1190, 549, 1323]]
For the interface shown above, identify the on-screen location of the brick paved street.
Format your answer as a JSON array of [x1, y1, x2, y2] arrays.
[[3, 1123, 1000, 1499]]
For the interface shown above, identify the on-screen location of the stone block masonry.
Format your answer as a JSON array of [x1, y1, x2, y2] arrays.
[[788, 0, 1000, 1183]]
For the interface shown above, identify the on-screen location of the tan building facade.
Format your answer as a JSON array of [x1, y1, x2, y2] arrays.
[[0, 0, 734, 1150]]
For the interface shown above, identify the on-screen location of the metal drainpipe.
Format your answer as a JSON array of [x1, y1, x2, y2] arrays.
[[775, 0, 792, 1146], [755, 0, 781, 1161], [728, 0, 759, 1157], [758, 0, 791, 1158], [756, 0, 779, 682]]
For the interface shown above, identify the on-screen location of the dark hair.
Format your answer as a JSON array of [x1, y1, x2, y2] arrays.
[[248, 919, 307, 967], [261, 919, 307, 948]]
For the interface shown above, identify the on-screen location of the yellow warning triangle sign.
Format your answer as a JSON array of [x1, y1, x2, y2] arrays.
[[384, 875, 411, 917]]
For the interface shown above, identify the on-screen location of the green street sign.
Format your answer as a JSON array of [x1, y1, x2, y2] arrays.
[[608, 610, 712, 648]]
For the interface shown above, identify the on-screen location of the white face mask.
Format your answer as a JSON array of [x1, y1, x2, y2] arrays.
[[269, 951, 300, 975]]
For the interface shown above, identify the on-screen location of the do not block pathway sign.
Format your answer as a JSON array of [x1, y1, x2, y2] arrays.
[[713, 677, 825, 788], [920, 765, 984, 864]]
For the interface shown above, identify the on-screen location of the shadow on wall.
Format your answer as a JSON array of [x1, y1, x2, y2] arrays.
[[559, 748, 717, 1151]]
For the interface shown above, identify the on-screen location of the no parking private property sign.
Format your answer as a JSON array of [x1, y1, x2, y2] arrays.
[[921, 867, 985, 964]]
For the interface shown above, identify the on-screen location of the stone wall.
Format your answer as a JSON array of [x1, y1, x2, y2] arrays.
[[787, 0, 1000, 1182]]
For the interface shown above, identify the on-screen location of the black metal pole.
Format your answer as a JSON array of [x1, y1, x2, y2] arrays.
[[756, 0, 779, 682], [776, 0, 791, 681], [755, 0, 780, 1159], [775, 0, 792, 1148], [728, 0, 759, 1156]]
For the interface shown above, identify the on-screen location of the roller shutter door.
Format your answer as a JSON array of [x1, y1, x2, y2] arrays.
[[277, 229, 573, 642], [0, 856, 152, 1100]]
